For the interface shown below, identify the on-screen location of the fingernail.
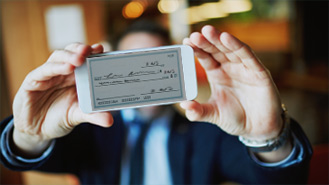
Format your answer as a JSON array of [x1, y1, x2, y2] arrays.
[[91, 44, 99, 48]]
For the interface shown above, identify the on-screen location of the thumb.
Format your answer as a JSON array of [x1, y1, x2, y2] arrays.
[[82, 112, 114, 127], [180, 101, 218, 123], [70, 108, 114, 128]]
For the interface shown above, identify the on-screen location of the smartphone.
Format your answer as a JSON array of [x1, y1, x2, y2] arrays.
[[75, 45, 198, 113]]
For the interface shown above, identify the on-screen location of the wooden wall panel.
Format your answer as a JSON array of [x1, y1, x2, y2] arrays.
[[1, 0, 105, 103], [1, 1, 106, 184], [1, 1, 44, 103]]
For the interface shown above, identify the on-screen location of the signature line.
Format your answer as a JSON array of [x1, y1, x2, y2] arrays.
[[96, 94, 135, 100]]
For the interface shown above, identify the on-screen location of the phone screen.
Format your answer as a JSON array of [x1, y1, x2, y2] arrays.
[[87, 47, 186, 111]]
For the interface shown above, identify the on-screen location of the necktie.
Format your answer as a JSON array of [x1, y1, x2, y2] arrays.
[[129, 120, 150, 184]]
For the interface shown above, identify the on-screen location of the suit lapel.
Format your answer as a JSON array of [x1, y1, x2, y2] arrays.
[[110, 111, 127, 184], [168, 113, 191, 184]]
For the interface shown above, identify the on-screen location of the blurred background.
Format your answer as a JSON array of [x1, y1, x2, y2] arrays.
[[0, 0, 328, 184]]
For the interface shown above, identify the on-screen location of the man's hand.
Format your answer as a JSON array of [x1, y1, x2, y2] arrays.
[[181, 25, 291, 162], [12, 43, 113, 157]]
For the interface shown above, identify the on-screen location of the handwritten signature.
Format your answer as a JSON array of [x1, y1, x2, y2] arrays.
[[94, 69, 164, 81], [141, 86, 178, 95], [141, 61, 165, 68]]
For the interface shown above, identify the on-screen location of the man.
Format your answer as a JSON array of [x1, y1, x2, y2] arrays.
[[0, 20, 312, 184]]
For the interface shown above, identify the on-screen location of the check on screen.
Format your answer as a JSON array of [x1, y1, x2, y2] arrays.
[[88, 48, 185, 109]]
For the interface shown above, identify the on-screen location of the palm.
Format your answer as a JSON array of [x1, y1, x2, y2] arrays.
[[37, 87, 79, 138], [207, 60, 279, 136], [183, 26, 282, 138], [14, 74, 78, 139], [13, 43, 113, 142]]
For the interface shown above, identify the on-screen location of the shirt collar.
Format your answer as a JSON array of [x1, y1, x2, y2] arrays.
[[121, 106, 175, 126]]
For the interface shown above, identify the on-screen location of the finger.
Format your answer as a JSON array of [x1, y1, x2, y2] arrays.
[[201, 25, 231, 53], [80, 112, 113, 128], [201, 25, 264, 71], [200, 26, 242, 65], [64, 43, 92, 57], [189, 32, 230, 65], [70, 107, 114, 128], [220, 32, 264, 71], [190, 32, 220, 54], [183, 37, 220, 70], [47, 50, 86, 67], [91, 44, 104, 54], [23, 62, 75, 91], [180, 101, 217, 123], [180, 101, 202, 121]]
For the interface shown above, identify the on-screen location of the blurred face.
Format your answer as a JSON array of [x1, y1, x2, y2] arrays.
[[118, 32, 167, 119], [118, 32, 166, 50]]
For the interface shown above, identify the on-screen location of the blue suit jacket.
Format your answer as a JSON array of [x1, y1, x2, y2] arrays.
[[0, 111, 312, 184]]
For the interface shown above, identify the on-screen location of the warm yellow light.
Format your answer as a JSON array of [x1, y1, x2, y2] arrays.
[[221, 0, 252, 13], [185, 2, 228, 24], [137, 0, 149, 8], [158, 0, 179, 14], [122, 1, 144, 19], [198, 2, 228, 19], [185, 6, 207, 24], [184, 0, 252, 24]]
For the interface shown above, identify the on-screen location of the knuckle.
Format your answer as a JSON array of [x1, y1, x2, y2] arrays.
[[64, 42, 83, 50], [65, 43, 91, 56], [47, 49, 63, 62]]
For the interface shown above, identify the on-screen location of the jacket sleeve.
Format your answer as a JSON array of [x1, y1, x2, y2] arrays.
[[0, 116, 56, 171], [215, 119, 313, 184], [0, 115, 86, 174], [0, 114, 125, 181]]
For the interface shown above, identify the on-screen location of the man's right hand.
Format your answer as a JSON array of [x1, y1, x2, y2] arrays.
[[12, 43, 113, 157]]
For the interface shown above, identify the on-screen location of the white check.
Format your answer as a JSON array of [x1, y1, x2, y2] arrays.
[[75, 45, 197, 113]]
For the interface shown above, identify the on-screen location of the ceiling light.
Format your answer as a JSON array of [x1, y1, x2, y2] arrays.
[[221, 0, 252, 13], [158, 0, 179, 14], [122, 1, 144, 19]]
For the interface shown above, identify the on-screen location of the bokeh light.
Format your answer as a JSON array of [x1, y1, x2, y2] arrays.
[[122, 1, 144, 19], [158, 0, 179, 14]]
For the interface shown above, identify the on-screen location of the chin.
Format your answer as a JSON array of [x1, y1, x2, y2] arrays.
[[137, 106, 166, 119]]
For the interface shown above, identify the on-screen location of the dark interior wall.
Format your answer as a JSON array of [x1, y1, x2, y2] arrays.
[[298, 1, 328, 65]]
